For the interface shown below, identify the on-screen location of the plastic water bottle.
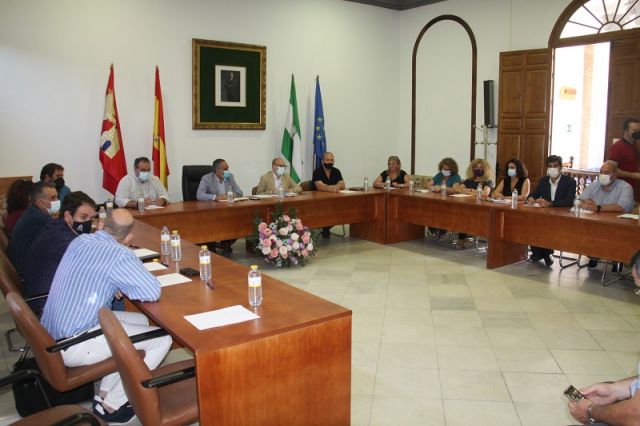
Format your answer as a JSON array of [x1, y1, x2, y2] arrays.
[[278, 186, 285, 201], [227, 191, 234, 205], [170, 230, 182, 261], [137, 197, 145, 213], [363, 177, 369, 192], [248, 265, 262, 307], [105, 199, 113, 216], [440, 180, 447, 197], [511, 188, 518, 209], [574, 198, 581, 217], [160, 226, 170, 256], [409, 180, 414, 193], [385, 177, 391, 191], [199, 245, 212, 283], [476, 183, 483, 201], [98, 206, 107, 221]]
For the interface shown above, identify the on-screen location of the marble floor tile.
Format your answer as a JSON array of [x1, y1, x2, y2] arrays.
[[518, 298, 570, 313], [503, 372, 569, 404], [443, 399, 520, 426], [352, 363, 377, 395], [381, 323, 435, 345], [430, 298, 476, 311], [370, 396, 444, 426], [589, 330, 640, 352], [515, 402, 576, 426], [439, 370, 510, 401], [536, 328, 602, 350], [479, 311, 533, 329], [493, 347, 561, 373], [377, 342, 438, 370], [373, 366, 441, 398], [431, 310, 482, 328], [428, 284, 471, 299], [436, 346, 499, 371], [551, 349, 626, 376], [607, 351, 640, 376], [351, 394, 373, 426], [486, 328, 545, 349], [434, 325, 490, 347], [474, 297, 523, 313], [573, 313, 635, 331]]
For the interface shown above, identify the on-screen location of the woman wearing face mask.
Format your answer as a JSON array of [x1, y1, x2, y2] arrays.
[[373, 156, 410, 189], [491, 159, 530, 201], [431, 157, 461, 191], [453, 159, 494, 249]]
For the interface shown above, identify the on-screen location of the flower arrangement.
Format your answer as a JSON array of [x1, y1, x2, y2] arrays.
[[254, 203, 317, 267]]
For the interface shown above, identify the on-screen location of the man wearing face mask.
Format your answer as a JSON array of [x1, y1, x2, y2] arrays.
[[196, 158, 243, 201], [608, 118, 640, 188], [526, 155, 577, 266], [22, 191, 97, 313], [7, 181, 59, 276], [41, 209, 171, 423], [40, 163, 71, 203], [312, 152, 345, 238], [256, 157, 302, 195], [579, 161, 634, 269], [115, 156, 169, 208]]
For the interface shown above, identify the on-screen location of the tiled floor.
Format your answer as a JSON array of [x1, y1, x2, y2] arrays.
[[1, 230, 639, 425]]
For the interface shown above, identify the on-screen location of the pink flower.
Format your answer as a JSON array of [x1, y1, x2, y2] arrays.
[[301, 233, 310, 244], [295, 222, 304, 231], [263, 228, 272, 237], [269, 234, 277, 241], [282, 215, 290, 222], [292, 241, 300, 250], [307, 242, 314, 251], [258, 222, 268, 231], [276, 239, 283, 247], [287, 225, 293, 233], [270, 249, 278, 258], [302, 249, 309, 256], [261, 246, 271, 255], [279, 246, 288, 257]]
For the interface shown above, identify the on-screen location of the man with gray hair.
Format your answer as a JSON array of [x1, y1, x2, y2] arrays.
[[41, 209, 171, 423], [256, 157, 302, 195], [568, 251, 640, 425]]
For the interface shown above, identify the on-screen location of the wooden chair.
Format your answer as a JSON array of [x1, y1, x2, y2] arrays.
[[98, 308, 198, 426]]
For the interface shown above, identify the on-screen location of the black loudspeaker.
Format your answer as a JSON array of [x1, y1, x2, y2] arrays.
[[483, 80, 495, 128]]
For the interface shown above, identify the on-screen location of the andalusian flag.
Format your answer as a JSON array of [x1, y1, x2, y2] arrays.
[[99, 64, 127, 194], [152, 66, 169, 188], [281, 75, 302, 182]]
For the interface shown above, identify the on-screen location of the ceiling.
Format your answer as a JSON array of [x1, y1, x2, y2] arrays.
[[344, 0, 446, 10]]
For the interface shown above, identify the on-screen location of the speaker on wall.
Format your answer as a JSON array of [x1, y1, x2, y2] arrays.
[[483, 80, 495, 128]]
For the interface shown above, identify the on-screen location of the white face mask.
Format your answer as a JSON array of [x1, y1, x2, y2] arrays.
[[599, 173, 612, 186], [507, 168, 517, 177], [138, 171, 151, 182], [47, 199, 61, 215], [275, 166, 285, 177], [442, 169, 451, 177], [547, 167, 560, 179]]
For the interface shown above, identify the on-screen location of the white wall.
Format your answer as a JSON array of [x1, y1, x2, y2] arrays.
[[1, 0, 576, 200], [0, 0, 399, 201]]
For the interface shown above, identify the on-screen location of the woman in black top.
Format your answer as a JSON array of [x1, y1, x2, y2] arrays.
[[491, 158, 530, 201], [373, 156, 410, 188]]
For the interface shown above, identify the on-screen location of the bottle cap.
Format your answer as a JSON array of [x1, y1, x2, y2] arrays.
[[250, 265, 258, 270], [172, 230, 178, 234], [201, 245, 208, 250], [153, 259, 159, 262]]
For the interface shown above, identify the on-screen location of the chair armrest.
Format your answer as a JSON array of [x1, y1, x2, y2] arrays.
[[0, 368, 42, 388], [47, 328, 168, 353], [51, 411, 102, 426], [141, 366, 195, 389]]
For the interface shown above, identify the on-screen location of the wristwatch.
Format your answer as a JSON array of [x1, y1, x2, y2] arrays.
[[596, 205, 602, 212], [587, 404, 596, 424]]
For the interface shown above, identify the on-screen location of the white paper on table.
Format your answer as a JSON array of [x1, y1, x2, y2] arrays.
[[569, 208, 593, 215], [339, 190, 359, 194], [252, 194, 278, 199], [416, 189, 430, 193], [144, 262, 167, 272], [184, 305, 260, 330], [157, 273, 192, 287], [133, 248, 160, 259], [232, 197, 249, 202], [285, 192, 297, 197], [449, 193, 473, 198], [488, 198, 510, 204], [618, 213, 640, 219], [523, 203, 540, 208], [145, 205, 164, 210]]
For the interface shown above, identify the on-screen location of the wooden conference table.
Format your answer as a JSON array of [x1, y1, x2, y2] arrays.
[[134, 189, 640, 269], [130, 220, 352, 425]]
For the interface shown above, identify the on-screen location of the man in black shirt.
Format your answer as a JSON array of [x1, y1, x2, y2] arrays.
[[312, 152, 346, 237]]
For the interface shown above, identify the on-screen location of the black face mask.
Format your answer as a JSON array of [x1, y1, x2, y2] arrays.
[[632, 131, 640, 140], [72, 220, 93, 235], [54, 177, 65, 191], [324, 163, 334, 170]]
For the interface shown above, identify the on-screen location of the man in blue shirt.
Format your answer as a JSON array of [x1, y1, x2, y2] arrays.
[[23, 191, 97, 312], [41, 209, 171, 423], [40, 162, 71, 203], [7, 181, 59, 276]]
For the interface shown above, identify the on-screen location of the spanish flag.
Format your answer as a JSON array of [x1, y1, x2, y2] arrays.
[[99, 64, 128, 194], [152, 66, 169, 188]]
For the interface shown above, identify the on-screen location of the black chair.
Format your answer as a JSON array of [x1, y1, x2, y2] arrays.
[[181, 165, 211, 201]]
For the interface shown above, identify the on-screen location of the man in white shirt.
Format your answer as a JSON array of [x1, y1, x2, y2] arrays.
[[115, 157, 169, 208], [256, 157, 302, 195]]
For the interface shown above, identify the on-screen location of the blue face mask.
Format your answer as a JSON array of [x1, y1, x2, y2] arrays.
[[507, 168, 517, 177], [223, 170, 231, 180], [138, 171, 151, 182]]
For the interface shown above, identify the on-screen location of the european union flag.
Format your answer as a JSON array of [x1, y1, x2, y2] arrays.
[[313, 77, 327, 170]]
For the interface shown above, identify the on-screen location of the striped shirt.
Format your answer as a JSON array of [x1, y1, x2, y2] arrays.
[[41, 230, 161, 340]]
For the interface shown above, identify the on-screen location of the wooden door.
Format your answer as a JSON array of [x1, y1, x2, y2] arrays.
[[497, 49, 552, 186]]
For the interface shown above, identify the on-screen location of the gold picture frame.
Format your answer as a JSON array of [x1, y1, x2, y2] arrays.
[[192, 38, 266, 129]]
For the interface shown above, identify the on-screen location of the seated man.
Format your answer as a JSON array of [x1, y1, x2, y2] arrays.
[[40, 209, 172, 423], [579, 161, 634, 269], [196, 158, 243, 201], [526, 155, 576, 267], [256, 157, 302, 195], [312, 152, 345, 238], [568, 250, 640, 425], [40, 163, 71, 203], [7, 181, 59, 276], [23, 191, 97, 313], [115, 156, 169, 208]]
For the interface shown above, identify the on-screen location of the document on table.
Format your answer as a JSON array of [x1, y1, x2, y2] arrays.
[[145, 205, 164, 210], [144, 262, 167, 272], [252, 194, 278, 199], [133, 248, 160, 261], [449, 193, 473, 198], [184, 305, 260, 330], [416, 189, 430, 193], [339, 190, 360, 194], [487, 198, 510, 204], [157, 273, 192, 287], [569, 208, 593, 215], [618, 213, 640, 219], [232, 197, 249, 202]]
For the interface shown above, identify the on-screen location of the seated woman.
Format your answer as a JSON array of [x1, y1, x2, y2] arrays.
[[430, 157, 461, 191], [373, 156, 410, 189], [491, 158, 530, 201], [453, 159, 494, 248], [4, 179, 34, 237]]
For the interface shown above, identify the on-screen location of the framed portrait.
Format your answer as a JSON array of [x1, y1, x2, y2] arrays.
[[192, 39, 266, 129]]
